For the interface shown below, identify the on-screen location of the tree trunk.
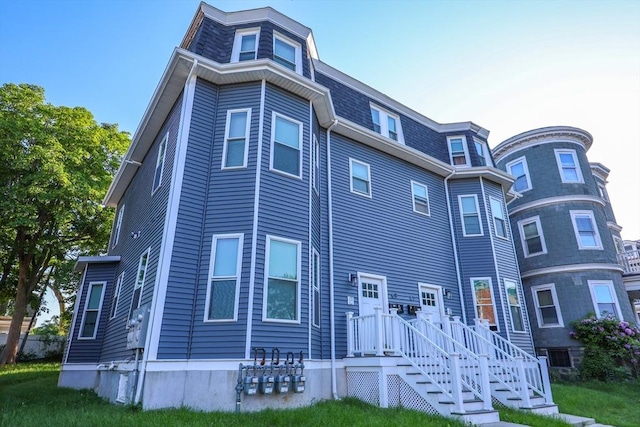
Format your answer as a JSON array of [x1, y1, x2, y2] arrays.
[[0, 273, 29, 367]]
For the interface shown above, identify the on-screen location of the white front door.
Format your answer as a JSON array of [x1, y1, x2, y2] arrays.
[[358, 275, 386, 317], [419, 283, 445, 325]]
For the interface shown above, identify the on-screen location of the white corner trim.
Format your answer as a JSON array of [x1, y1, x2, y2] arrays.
[[520, 263, 624, 279]]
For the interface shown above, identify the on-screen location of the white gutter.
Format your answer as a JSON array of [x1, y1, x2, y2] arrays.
[[326, 118, 339, 400], [444, 170, 467, 324]]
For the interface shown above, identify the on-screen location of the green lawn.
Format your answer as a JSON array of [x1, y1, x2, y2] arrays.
[[0, 363, 635, 427]]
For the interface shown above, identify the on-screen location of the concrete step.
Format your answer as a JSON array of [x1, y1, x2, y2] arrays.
[[480, 422, 530, 427], [552, 413, 596, 426], [451, 408, 501, 425]]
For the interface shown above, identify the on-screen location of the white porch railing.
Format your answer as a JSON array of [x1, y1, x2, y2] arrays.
[[346, 308, 493, 413], [618, 249, 640, 274], [449, 317, 553, 406]]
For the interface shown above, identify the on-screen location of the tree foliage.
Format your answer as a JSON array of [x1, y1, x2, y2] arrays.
[[0, 83, 129, 366]]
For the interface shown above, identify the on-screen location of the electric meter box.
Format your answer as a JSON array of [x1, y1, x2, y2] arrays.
[[126, 305, 150, 350]]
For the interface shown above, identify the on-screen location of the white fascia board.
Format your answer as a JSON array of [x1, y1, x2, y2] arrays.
[[520, 263, 624, 279], [312, 59, 490, 137], [450, 166, 515, 195], [507, 194, 606, 216], [333, 119, 453, 177], [492, 126, 593, 161], [74, 256, 121, 272], [589, 162, 610, 181], [104, 49, 335, 207]]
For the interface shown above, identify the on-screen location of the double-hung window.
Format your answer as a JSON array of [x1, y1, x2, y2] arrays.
[[110, 272, 124, 319], [311, 249, 320, 328], [506, 156, 531, 193], [264, 236, 301, 322], [570, 210, 602, 249], [152, 133, 168, 193], [518, 216, 547, 257], [129, 248, 150, 319], [473, 139, 492, 166], [273, 33, 302, 74], [312, 135, 319, 193], [350, 159, 371, 197], [370, 105, 401, 142], [490, 197, 507, 238], [411, 181, 430, 216], [472, 278, 497, 330], [231, 28, 259, 62], [588, 281, 622, 319], [504, 279, 525, 332], [270, 113, 302, 178], [447, 136, 470, 167], [205, 234, 243, 321], [112, 205, 125, 248], [531, 284, 563, 327], [555, 149, 583, 183], [597, 183, 609, 202], [79, 282, 106, 339], [222, 109, 251, 169], [459, 195, 482, 236], [613, 236, 624, 254]]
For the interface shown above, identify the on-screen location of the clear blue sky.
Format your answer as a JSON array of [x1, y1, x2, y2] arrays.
[[1, 0, 639, 324]]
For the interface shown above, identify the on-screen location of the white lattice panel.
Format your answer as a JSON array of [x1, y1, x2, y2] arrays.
[[346, 371, 380, 406], [387, 374, 439, 416]]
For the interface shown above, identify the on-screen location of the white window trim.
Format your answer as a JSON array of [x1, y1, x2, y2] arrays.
[[349, 158, 372, 198], [231, 27, 259, 62], [506, 156, 532, 193], [517, 216, 547, 257], [370, 104, 404, 144], [112, 204, 125, 248], [269, 112, 303, 179], [597, 183, 609, 202], [410, 180, 430, 216], [263, 235, 302, 324], [473, 138, 493, 167], [204, 233, 243, 322], [222, 108, 251, 169], [312, 135, 319, 194], [570, 210, 603, 250], [311, 248, 320, 328], [613, 236, 624, 254], [531, 283, 564, 328], [489, 197, 508, 240], [152, 132, 169, 194], [110, 272, 124, 320], [78, 281, 106, 340], [447, 135, 470, 167], [130, 247, 150, 318], [470, 277, 499, 330], [504, 279, 526, 333], [554, 149, 584, 183], [458, 194, 483, 237], [273, 32, 303, 75], [588, 280, 623, 320]]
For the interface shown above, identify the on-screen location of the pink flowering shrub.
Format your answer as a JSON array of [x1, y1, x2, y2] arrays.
[[571, 314, 640, 380]]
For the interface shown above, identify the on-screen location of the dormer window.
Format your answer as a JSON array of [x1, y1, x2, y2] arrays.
[[273, 33, 302, 74], [447, 136, 470, 167], [231, 28, 259, 62], [473, 138, 492, 167], [370, 105, 402, 143]]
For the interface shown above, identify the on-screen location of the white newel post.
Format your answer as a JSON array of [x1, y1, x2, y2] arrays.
[[451, 316, 463, 346], [416, 311, 427, 336], [538, 356, 554, 404], [374, 306, 384, 356], [515, 356, 532, 407], [389, 308, 399, 352], [478, 354, 493, 410], [475, 319, 491, 356], [450, 353, 465, 413], [346, 312, 354, 357]]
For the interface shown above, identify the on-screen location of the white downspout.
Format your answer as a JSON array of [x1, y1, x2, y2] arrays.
[[444, 169, 467, 324], [134, 58, 199, 405], [326, 119, 339, 399]]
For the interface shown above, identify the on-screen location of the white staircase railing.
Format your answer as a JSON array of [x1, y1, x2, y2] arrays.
[[346, 308, 493, 413], [448, 317, 553, 406]]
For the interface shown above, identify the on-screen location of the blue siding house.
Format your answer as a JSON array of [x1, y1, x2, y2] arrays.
[[60, 3, 558, 423]]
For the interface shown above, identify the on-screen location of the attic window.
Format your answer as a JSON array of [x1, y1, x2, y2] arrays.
[[370, 105, 403, 143], [273, 32, 302, 75], [231, 28, 259, 62]]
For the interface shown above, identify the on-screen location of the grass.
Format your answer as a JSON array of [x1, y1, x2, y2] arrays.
[[1, 363, 636, 427], [552, 380, 640, 427]]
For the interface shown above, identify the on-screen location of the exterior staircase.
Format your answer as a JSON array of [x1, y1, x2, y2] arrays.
[[345, 308, 557, 425]]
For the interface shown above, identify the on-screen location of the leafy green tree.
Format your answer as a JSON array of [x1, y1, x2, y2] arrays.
[[0, 83, 129, 366]]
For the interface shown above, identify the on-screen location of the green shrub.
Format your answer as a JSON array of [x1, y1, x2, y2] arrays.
[[570, 314, 640, 380]]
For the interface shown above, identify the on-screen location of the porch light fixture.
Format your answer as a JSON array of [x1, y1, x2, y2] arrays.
[[444, 289, 452, 299], [349, 273, 358, 286]]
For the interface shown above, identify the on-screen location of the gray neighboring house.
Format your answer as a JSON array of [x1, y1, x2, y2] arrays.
[[493, 126, 639, 370]]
